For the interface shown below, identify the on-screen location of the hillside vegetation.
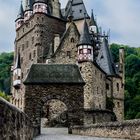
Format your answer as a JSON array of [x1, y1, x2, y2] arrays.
[[0, 52, 13, 94], [0, 45, 140, 119]]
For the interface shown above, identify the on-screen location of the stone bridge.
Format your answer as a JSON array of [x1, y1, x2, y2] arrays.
[[0, 97, 140, 140]]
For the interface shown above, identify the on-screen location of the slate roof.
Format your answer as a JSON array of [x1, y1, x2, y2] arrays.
[[15, 53, 21, 69], [62, 0, 90, 21], [17, 3, 24, 19], [24, 64, 85, 85], [96, 38, 117, 76], [78, 19, 92, 46]]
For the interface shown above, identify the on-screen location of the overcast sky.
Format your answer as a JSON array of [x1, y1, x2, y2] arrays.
[[0, 0, 140, 53]]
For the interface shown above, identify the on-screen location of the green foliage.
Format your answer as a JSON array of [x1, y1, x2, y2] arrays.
[[0, 52, 13, 94], [110, 44, 140, 119], [0, 91, 10, 101]]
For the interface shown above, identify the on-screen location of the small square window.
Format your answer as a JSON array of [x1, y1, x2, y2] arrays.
[[67, 51, 71, 58]]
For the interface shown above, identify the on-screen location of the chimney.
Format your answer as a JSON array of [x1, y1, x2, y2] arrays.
[[119, 48, 125, 85]]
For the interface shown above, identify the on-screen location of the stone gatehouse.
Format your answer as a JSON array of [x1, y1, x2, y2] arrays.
[[23, 64, 85, 135]]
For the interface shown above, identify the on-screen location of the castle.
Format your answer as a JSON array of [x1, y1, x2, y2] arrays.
[[10, 0, 125, 133]]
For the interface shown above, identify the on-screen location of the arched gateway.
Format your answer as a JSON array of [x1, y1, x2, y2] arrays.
[[23, 64, 85, 136]]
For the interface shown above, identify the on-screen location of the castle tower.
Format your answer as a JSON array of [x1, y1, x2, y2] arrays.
[[15, 2, 24, 30], [77, 19, 94, 62], [24, 0, 33, 21], [77, 19, 95, 110]]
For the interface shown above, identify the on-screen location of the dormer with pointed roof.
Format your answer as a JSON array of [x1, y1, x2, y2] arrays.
[[89, 10, 98, 33], [24, 0, 33, 21], [13, 54, 21, 89], [15, 2, 24, 30], [33, 0, 48, 14], [77, 19, 94, 62]]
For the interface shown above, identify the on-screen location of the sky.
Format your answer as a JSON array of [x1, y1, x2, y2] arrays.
[[0, 0, 140, 53]]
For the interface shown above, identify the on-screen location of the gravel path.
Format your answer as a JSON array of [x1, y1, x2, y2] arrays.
[[34, 128, 125, 140]]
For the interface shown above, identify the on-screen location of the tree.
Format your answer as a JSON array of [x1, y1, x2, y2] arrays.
[[0, 91, 10, 101]]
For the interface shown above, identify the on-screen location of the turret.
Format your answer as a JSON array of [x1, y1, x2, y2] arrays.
[[24, 0, 33, 21], [13, 54, 21, 89], [15, 2, 24, 30], [89, 10, 98, 33], [77, 19, 93, 62], [33, 0, 48, 14]]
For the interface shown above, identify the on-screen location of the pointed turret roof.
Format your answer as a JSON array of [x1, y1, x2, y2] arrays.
[[25, 0, 33, 11], [96, 37, 117, 75], [15, 53, 21, 69], [64, 0, 89, 21], [17, 3, 24, 19], [78, 19, 92, 46], [89, 10, 97, 27]]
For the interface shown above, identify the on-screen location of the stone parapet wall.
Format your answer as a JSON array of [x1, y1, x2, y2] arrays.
[[0, 97, 34, 140], [71, 119, 140, 140]]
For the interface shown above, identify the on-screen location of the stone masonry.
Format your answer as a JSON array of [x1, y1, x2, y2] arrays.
[[0, 97, 34, 140], [71, 119, 140, 140]]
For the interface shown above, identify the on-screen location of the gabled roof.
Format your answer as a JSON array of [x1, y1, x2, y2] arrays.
[[96, 38, 117, 76], [15, 53, 21, 69], [63, 0, 89, 21], [24, 64, 85, 85], [77, 19, 92, 46], [52, 22, 80, 56], [17, 3, 24, 19]]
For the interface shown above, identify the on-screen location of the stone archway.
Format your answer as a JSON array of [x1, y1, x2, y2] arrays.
[[41, 99, 68, 128], [24, 84, 84, 136]]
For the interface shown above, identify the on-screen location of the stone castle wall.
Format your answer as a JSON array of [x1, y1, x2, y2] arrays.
[[24, 84, 84, 136], [79, 62, 106, 110], [0, 97, 33, 140], [71, 119, 140, 140]]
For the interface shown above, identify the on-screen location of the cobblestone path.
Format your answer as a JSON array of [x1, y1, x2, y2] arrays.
[[34, 128, 125, 140]]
